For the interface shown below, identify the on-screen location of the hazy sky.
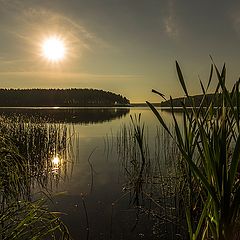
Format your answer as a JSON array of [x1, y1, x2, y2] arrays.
[[0, 0, 240, 102]]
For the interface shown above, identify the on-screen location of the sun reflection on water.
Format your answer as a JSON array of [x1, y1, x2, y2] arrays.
[[52, 156, 60, 165], [52, 156, 61, 175]]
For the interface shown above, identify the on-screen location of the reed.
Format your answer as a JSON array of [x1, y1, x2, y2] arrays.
[[0, 199, 70, 240], [147, 60, 240, 239], [0, 115, 74, 189], [0, 115, 74, 239], [116, 116, 187, 239]]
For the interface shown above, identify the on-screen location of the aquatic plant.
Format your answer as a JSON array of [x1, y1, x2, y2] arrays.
[[0, 200, 70, 240], [0, 115, 75, 239], [0, 115, 74, 189], [148, 60, 240, 239], [117, 117, 187, 239]]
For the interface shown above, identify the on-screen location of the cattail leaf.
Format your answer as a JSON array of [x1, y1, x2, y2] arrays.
[[146, 101, 173, 138], [177, 140, 219, 206], [206, 64, 213, 91], [152, 89, 167, 101], [195, 196, 210, 238], [180, 100, 192, 122], [235, 80, 240, 130], [176, 61, 189, 97], [185, 207, 193, 238], [229, 134, 240, 189], [229, 186, 240, 222], [200, 79, 206, 95], [170, 97, 184, 146]]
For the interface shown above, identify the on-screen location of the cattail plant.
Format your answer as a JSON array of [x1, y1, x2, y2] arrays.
[[147, 60, 240, 240]]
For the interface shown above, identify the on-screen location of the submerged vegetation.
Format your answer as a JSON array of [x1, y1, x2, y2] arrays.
[[0, 115, 75, 239]]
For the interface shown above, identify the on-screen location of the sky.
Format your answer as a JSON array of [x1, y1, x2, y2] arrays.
[[0, 0, 240, 102]]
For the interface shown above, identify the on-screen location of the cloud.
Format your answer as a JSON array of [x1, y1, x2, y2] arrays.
[[0, 71, 143, 91], [163, 0, 179, 38], [230, 10, 240, 37], [0, 71, 142, 80], [21, 7, 99, 48]]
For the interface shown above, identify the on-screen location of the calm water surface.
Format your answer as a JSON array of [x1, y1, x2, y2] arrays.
[[0, 107, 178, 240]]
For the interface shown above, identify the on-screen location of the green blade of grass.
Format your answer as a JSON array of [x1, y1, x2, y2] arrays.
[[228, 134, 240, 189], [152, 89, 167, 101], [195, 196, 210, 238], [146, 101, 173, 138], [176, 61, 189, 97]]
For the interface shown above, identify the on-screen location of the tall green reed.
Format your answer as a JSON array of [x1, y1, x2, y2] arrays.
[[147, 60, 240, 240]]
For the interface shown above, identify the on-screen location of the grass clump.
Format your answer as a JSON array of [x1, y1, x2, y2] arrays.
[[0, 200, 70, 240]]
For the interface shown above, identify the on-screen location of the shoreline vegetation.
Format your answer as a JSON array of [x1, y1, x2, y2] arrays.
[[146, 61, 240, 239], [118, 60, 240, 239], [0, 115, 74, 239], [159, 93, 224, 107], [2, 60, 240, 239], [132, 94, 236, 108], [0, 88, 130, 107]]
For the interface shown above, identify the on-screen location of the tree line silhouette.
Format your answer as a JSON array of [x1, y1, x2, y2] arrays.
[[0, 88, 130, 107], [160, 93, 222, 107]]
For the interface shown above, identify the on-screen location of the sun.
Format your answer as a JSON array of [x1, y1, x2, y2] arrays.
[[41, 36, 66, 62]]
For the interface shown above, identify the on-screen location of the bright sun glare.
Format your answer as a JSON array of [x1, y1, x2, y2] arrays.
[[52, 156, 60, 165], [41, 36, 66, 62]]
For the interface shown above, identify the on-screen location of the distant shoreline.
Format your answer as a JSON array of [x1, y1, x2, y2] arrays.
[[0, 105, 185, 109], [0, 88, 130, 107]]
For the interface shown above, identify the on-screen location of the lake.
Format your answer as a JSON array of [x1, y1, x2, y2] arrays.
[[0, 107, 184, 240]]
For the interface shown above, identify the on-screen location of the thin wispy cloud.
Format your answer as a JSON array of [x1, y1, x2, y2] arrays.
[[164, 0, 179, 38], [21, 7, 99, 47], [0, 71, 142, 80], [0, 71, 143, 95], [230, 10, 240, 38]]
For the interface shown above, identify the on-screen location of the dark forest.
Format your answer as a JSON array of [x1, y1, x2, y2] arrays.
[[0, 88, 130, 107]]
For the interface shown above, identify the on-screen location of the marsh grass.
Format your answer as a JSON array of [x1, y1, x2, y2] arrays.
[[147, 60, 240, 239], [117, 115, 188, 239], [0, 115, 75, 189], [0, 199, 70, 240], [0, 115, 75, 239], [117, 60, 240, 239]]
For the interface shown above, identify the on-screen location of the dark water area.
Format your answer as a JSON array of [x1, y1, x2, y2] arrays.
[[46, 107, 161, 240], [0, 107, 182, 240], [0, 107, 130, 124]]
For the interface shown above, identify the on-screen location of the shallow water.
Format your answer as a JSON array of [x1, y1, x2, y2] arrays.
[[51, 107, 161, 239], [1, 107, 180, 240]]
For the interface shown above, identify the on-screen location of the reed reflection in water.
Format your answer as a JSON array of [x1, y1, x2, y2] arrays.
[[0, 114, 77, 239], [116, 113, 188, 239]]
